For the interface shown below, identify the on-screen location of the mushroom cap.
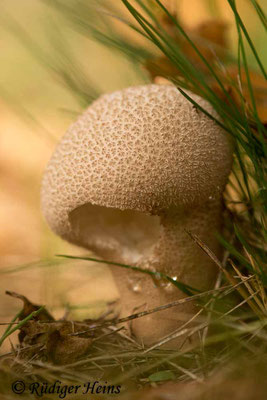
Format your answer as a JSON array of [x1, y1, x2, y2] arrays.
[[41, 84, 232, 254]]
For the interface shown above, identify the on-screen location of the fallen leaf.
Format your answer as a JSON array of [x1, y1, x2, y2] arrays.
[[225, 65, 267, 124], [5, 292, 117, 365], [144, 12, 266, 128], [46, 329, 92, 365], [5, 291, 54, 322]]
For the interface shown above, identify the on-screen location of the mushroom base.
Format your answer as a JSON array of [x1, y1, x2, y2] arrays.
[[110, 268, 213, 349]]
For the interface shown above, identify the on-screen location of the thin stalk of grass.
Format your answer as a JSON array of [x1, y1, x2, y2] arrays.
[[144, 308, 204, 353], [187, 231, 264, 317], [61, 286, 237, 344], [122, 0, 265, 158], [232, 1, 266, 154], [123, 1, 242, 129], [0, 307, 45, 348], [250, 0, 267, 29], [244, 248, 267, 310], [0, 310, 22, 341], [227, 0, 267, 78], [112, 320, 266, 384], [230, 263, 265, 314], [56, 254, 196, 295], [154, 0, 241, 111]]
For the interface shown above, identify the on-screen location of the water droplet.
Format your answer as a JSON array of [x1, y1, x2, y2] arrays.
[[127, 277, 142, 293], [172, 276, 177, 281], [132, 283, 141, 293]]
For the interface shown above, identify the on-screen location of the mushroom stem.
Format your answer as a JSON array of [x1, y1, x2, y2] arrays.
[[108, 198, 223, 347], [149, 198, 223, 289]]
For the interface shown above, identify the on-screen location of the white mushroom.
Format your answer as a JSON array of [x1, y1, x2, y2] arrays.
[[41, 84, 233, 346]]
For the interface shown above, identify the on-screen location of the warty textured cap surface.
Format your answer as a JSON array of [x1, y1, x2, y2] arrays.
[[41, 84, 233, 242]]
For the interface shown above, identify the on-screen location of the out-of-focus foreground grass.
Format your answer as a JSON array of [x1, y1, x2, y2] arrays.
[[0, 0, 266, 351]]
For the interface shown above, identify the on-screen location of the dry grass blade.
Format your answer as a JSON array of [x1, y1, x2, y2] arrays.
[[117, 286, 231, 324], [244, 248, 267, 311], [144, 308, 204, 353], [228, 259, 264, 318], [230, 261, 266, 314], [186, 230, 232, 274], [221, 289, 261, 318], [187, 230, 263, 318], [168, 361, 203, 382], [202, 241, 232, 345], [92, 326, 125, 342], [60, 286, 230, 339]]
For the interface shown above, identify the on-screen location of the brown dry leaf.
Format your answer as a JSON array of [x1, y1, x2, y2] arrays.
[[144, 13, 266, 127], [46, 329, 92, 365], [145, 56, 182, 80], [18, 318, 95, 364], [17, 320, 94, 365], [5, 291, 54, 322], [225, 66, 267, 124], [144, 17, 229, 77], [185, 19, 228, 71], [206, 65, 267, 130], [6, 292, 96, 364], [194, 19, 228, 48]]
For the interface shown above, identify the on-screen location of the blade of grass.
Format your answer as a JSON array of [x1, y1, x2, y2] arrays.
[[227, 0, 267, 79], [56, 254, 196, 295], [0, 307, 45, 348]]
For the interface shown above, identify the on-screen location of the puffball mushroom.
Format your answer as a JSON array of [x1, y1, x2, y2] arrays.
[[41, 84, 233, 346]]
